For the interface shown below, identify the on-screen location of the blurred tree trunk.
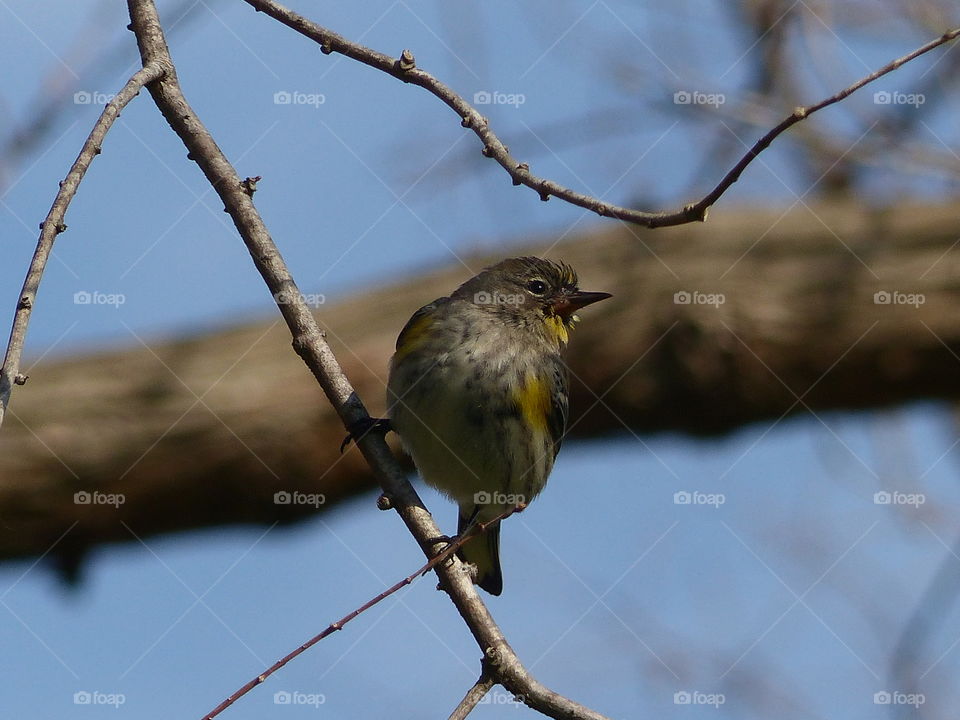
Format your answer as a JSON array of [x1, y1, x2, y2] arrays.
[[3, 200, 959, 576]]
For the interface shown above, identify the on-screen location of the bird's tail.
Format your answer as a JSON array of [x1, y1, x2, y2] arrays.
[[457, 510, 502, 596]]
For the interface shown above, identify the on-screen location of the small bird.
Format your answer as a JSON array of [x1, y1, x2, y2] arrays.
[[387, 257, 610, 595]]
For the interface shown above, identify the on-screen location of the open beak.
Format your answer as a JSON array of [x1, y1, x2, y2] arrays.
[[551, 290, 612, 319]]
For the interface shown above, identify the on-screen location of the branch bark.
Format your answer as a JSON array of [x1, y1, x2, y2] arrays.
[[4, 4, 958, 716], [203, 505, 521, 719], [4, 200, 960, 572], [124, 1, 610, 717], [449, 670, 496, 720], [0, 63, 163, 430], [243, 0, 959, 227]]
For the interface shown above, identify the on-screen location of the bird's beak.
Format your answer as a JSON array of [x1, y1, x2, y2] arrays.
[[551, 290, 612, 319]]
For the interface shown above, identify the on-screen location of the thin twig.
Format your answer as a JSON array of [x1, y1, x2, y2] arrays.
[[0, 63, 163, 430], [242, 0, 959, 228], [694, 26, 960, 214], [202, 504, 524, 720], [126, 1, 609, 718], [449, 668, 496, 720]]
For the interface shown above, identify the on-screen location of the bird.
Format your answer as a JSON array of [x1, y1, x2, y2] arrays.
[[386, 257, 610, 595]]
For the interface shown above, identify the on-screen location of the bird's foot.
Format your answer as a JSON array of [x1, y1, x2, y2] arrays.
[[339, 417, 393, 453]]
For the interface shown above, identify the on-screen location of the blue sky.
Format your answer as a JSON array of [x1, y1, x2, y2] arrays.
[[2, 1, 960, 718]]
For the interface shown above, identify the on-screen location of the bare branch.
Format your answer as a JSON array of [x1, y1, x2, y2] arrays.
[[125, 1, 609, 717], [7, 201, 960, 566], [0, 62, 163, 430], [242, 0, 959, 228], [449, 669, 496, 720], [695, 26, 960, 213], [202, 504, 525, 720]]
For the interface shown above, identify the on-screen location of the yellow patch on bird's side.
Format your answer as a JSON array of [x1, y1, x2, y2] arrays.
[[543, 314, 569, 347], [513, 374, 551, 433], [393, 312, 434, 363]]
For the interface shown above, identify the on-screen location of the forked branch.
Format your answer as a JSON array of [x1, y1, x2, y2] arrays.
[[126, 1, 610, 717], [0, 62, 162, 430], [243, 0, 959, 228]]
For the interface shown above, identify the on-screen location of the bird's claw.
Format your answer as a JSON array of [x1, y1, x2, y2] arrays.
[[340, 417, 393, 453]]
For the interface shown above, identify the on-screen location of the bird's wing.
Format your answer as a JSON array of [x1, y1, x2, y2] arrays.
[[547, 361, 569, 459], [392, 298, 447, 361]]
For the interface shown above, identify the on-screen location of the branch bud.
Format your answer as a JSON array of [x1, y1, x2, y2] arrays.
[[398, 49, 416, 72]]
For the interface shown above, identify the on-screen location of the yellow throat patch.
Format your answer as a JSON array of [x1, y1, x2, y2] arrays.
[[543, 314, 570, 347]]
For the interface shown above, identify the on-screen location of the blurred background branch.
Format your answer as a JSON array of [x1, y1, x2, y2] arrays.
[[2, 1, 960, 717], [4, 199, 959, 576]]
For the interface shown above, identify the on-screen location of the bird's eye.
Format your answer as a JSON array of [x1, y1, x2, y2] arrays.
[[526, 279, 548, 295]]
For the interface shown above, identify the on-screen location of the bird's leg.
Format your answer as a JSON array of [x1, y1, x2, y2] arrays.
[[339, 416, 393, 453]]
